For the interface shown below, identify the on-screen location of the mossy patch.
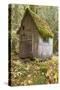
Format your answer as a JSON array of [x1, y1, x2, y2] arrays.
[[17, 8, 54, 39]]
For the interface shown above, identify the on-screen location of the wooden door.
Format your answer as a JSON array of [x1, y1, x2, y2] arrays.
[[20, 40, 32, 58]]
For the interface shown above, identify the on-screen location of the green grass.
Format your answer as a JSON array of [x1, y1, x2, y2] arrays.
[[10, 54, 58, 86]]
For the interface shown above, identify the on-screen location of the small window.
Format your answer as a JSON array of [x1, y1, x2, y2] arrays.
[[22, 33, 25, 36], [21, 33, 26, 40], [22, 25, 25, 30], [43, 38, 49, 42]]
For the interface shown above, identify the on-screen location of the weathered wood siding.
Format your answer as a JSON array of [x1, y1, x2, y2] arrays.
[[19, 12, 53, 59], [38, 37, 53, 59], [19, 12, 38, 58]]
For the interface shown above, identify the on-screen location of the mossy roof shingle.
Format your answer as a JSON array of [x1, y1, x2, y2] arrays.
[[17, 8, 54, 38]]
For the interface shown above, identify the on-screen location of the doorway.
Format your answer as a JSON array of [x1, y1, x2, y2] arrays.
[[20, 40, 32, 58]]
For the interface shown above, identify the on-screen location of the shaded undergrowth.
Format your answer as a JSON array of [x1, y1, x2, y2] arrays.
[[10, 54, 58, 86]]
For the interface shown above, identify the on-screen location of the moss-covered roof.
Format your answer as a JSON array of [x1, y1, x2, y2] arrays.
[[17, 8, 54, 38]]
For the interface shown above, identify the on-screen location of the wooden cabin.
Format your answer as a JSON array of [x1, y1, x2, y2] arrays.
[[17, 8, 54, 59]]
